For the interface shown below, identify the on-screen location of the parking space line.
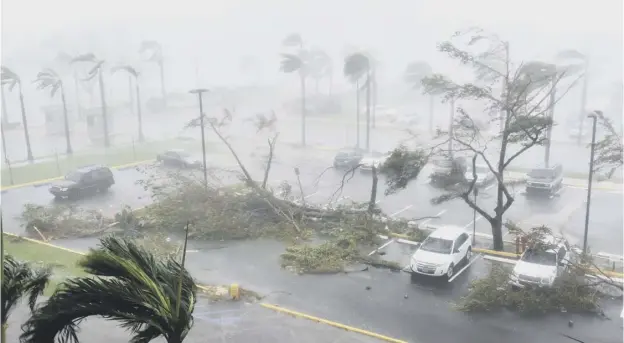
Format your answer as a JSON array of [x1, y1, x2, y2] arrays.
[[448, 254, 483, 283], [390, 205, 413, 218], [420, 209, 446, 226], [462, 215, 483, 230], [304, 191, 318, 199], [368, 239, 396, 256]]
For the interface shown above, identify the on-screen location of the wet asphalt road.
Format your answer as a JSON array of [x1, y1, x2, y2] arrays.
[[2, 141, 623, 343]]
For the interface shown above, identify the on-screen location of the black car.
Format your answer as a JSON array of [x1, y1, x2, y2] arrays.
[[49, 165, 115, 199], [333, 148, 364, 169], [525, 164, 563, 196], [156, 149, 202, 168]]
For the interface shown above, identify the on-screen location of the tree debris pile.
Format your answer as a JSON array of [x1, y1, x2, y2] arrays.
[[17, 204, 115, 240]]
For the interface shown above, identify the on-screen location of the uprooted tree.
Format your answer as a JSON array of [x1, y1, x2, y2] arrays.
[[387, 28, 582, 251]]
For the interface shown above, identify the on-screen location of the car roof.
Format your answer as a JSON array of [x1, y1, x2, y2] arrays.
[[75, 164, 108, 173], [167, 148, 187, 153], [428, 226, 465, 240], [530, 163, 561, 171]]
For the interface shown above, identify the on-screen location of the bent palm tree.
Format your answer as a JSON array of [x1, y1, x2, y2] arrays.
[[72, 54, 110, 147], [139, 40, 166, 107], [556, 49, 588, 144], [344, 52, 371, 150], [34, 68, 73, 154], [1, 67, 34, 161], [404, 61, 434, 132], [21, 236, 197, 343], [55, 53, 84, 120], [280, 53, 308, 146], [2, 255, 51, 342], [111, 65, 144, 142]]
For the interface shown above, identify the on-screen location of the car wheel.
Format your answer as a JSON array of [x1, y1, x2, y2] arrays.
[[410, 272, 418, 282], [464, 247, 472, 263], [446, 264, 455, 279]]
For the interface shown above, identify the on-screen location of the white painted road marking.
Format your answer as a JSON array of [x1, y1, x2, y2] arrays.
[[463, 215, 483, 230], [448, 254, 483, 283], [368, 239, 396, 256], [420, 209, 447, 226], [304, 192, 318, 199], [390, 205, 413, 218]]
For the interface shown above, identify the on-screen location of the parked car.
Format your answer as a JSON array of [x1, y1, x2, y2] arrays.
[[509, 237, 570, 289], [464, 164, 495, 187], [49, 165, 115, 199], [525, 164, 563, 196], [333, 148, 364, 169], [409, 226, 472, 280], [360, 152, 390, 172], [157, 149, 203, 168], [429, 155, 467, 187]]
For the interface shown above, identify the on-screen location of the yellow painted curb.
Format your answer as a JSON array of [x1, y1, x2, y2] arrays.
[[389, 232, 411, 240], [260, 303, 407, 343], [472, 248, 520, 259], [1, 159, 155, 191]]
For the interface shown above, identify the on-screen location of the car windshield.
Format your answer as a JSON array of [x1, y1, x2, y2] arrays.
[[175, 151, 190, 158], [528, 168, 553, 179], [65, 171, 83, 182], [419, 237, 453, 254], [521, 248, 557, 266]]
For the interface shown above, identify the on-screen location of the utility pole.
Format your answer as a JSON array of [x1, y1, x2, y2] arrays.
[[582, 111, 599, 255], [189, 88, 210, 190], [544, 78, 556, 167], [365, 69, 371, 151], [356, 80, 360, 148]]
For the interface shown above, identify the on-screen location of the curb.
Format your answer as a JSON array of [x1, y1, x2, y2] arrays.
[[260, 303, 408, 343]]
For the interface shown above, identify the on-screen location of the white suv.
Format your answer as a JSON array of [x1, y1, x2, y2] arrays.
[[410, 227, 472, 279], [509, 239, 570, 288]]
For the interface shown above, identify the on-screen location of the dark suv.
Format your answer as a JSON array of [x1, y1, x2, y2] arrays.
[[525, 164, 563, 196], [333, 148, 364, 169], [49, 165, 115, 199]]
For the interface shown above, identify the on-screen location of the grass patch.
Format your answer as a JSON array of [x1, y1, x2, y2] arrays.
[[2, 138, 205, 187], [3, 234, 87, 295]]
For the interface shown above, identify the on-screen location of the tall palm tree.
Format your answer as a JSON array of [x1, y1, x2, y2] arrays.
[[344, 52, 371, 151], [71, 54, 110, 147], [21, 235, 197, 343], [1, 67, 34, 161], [34, 68, 73, 154], [404, 61, 434, 133], [112, 65, 144, 142], [280, 53, 308, 146], [2, 255, 52, 342], [555, 49, 588, 144], [139, 40, 166, 107], [55, 53, 84, 120]]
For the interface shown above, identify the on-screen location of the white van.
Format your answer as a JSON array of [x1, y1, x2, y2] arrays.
[[509, 238, 570, 288]]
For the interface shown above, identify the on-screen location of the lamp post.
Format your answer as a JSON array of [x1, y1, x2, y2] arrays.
[[189, 88, 210, 190], [582, 110, 599, 255], [472, 187, 479, 245]]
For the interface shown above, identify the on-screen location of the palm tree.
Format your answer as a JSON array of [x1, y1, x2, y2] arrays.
[[112, 65, 144, 142], [307, 49, 332, 96], [34, 69, 73, 154], [1, 67, 34, 161], [2, 255, 52, 342], [555, 50, 588, 144], [344, 52, 372, 151], [55, 53, 84, 120], [21, 235, 197, 343], [280, 52, 308, 146], [404, 61, 434, 133], [139, 40, 166, 107], [71, 54, 110, 147]]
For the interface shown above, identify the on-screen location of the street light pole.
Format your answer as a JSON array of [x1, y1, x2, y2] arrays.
[[189, 88, 210, 190], [472, 187, 479, 245], [582, 110, 599, 255]]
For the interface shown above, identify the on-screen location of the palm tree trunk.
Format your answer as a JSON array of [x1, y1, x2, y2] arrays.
[[73, 71, 83, 120], [60, 85, 73, 155], [135, 80, 144, 142], [299, 75, 306, 146], [365, 71, 371, 151], [1, 86, 9, 125], [18, 84, 34, 161], [356, 80, 360, 148], [448, 98, 455, 154], [97, 70, 110, 147], [159, 61, 167, 107]]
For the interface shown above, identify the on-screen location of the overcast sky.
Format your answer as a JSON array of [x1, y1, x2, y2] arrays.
[[1, 0, 622, 112]]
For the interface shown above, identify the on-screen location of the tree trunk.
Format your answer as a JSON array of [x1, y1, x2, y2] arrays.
[[60, 85, 73, 154], [159, 61, 167, 108], [365, 71, 371, 151], [356, 80, 360, 148], [299, 74, 306, 146], [166, 336, 182, 343], [368, 165, 378, 213], [577, 69, 588, 145], [136, 80, 144, 142], [490, 215, 504, 251], [97, 70, 110, 147], [18, 84, 34, 161], [1, 86, 9, 125], [448, 98, 455, 155]]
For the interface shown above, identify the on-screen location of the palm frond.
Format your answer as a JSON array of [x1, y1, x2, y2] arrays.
[[279, 53, 303, 73], [2, 255, 52, 324], [1, 66, 20, 91], [111, 65, 139, 78], [343, 53, 370, 83], [33, 68, 63, 97]]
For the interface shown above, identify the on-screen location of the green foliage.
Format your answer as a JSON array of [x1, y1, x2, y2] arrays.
[[2, 255, 52, 324], [593, 111, 623, 177], [17, 204, 113, 240], [281, 236, 360, 274], [21, 236, 197, 343], [380, 145, 429, 195]]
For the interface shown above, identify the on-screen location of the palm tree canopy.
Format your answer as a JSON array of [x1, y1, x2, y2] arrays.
[[1, 66, 21, 91], [21, 236, 197, 343], [282, 33, 303, 47], [139, 41, 163, 62], [2, 254, 52, 324], [404, 61, 432, 87], [279, 53, 303, 73], [343, 52, 370, 83], [111, 65, 140, 78], [33, 68, 63, 97]]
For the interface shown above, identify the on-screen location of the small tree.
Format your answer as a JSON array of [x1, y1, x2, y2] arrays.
[[139, 40, 167, 107], [111, 65, 144, 142], [2, 255, 51, 342], [34, 68, 73, 154], [1, 67, 34, 161], [72, 54, 110, 147]]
